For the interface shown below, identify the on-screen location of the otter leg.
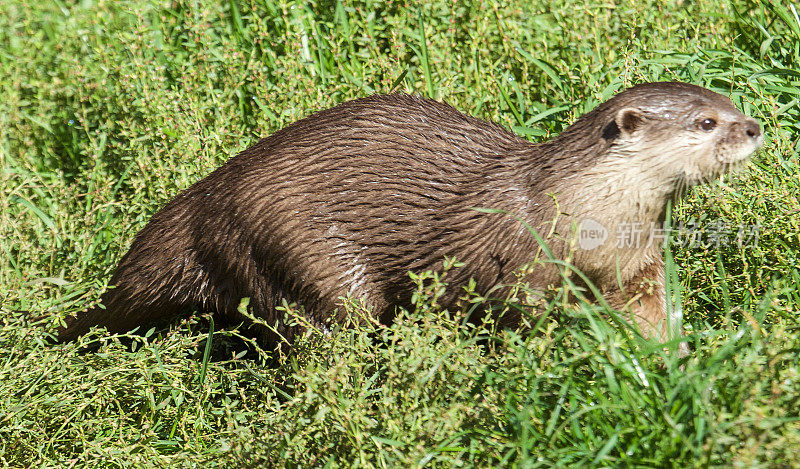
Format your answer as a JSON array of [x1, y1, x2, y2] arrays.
[[607, 256, 687, 355]]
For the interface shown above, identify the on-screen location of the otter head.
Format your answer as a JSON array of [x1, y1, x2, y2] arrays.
[[597, 82, 763, 187]]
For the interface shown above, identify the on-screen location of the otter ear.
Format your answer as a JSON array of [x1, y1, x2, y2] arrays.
[[614, 108, 644, 135]]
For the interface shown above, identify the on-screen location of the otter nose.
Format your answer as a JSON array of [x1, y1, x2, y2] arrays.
[[745, 120, 761, 139]]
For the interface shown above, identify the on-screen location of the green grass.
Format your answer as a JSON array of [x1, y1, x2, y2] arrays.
[[2, 0, 799, 466]]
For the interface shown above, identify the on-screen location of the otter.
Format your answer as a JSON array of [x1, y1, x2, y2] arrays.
[[58, 82, 763, 349]]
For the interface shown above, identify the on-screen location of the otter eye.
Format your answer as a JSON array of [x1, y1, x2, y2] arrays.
[[699, 118, 717, 131]]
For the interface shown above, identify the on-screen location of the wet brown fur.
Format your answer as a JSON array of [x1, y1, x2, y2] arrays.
[[58, 82, 762, 347]]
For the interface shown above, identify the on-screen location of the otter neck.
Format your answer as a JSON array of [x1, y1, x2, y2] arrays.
[[580, 159, 675, 221]]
